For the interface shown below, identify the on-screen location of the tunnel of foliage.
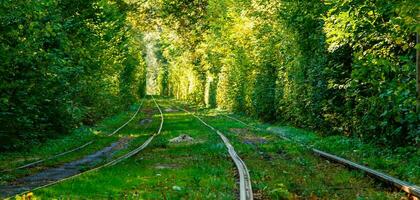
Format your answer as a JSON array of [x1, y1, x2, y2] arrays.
[[138, 0, 419, 147], [0, 0, 147, 150], [0, 0, 419, 150]]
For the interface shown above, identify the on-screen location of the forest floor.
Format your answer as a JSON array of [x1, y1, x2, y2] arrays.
[[0, 98, 417, 199]]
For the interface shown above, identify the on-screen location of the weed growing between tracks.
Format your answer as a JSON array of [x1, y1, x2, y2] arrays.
[[193, 109, 409, 199], [24, 100, 236, 199], [220, 113, 420, 187], [3, 99, 414, 199], [0, 102, 146, 185]]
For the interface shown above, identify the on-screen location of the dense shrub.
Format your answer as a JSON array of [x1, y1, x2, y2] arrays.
[[0, 0, 147, 150]]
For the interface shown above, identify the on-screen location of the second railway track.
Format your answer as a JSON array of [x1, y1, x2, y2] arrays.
[[221, 113, 420, 198], [4, 98, 146, 172], [2, 96, 164, 199]]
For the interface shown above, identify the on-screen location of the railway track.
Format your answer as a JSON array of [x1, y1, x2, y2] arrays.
[[3, 96, 164, 199], [176, 105, 253, 200], [3, 99, 146, 172], [222, 113, 420, 198]]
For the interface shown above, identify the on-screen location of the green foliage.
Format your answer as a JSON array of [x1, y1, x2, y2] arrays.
[[0, 0, 147, 150], [139, 0, 419, 146], [322, 0, 419, 144], [1, 0, 418, 149]]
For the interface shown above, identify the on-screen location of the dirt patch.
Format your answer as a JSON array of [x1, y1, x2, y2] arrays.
[[243, 135, 267, 145], [141, 108, 156, 117], [139, 118, 153, 125], [0, 137, 133, 198], [253, 189, 270, 200], [154, 163, 179, 169], [169, 134, 194, 143], [142, 108, 153, 113], [230, 128, 250, 135], [111, 137, 132, 151], [164, 108, 178, 112], [230, 128, 267, 145]]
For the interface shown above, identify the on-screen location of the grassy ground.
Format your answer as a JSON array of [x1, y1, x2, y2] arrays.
[[2, 98, 415, 199], [206, 110, 420, 186], [0, 99, 150, 185], [174, 101, 411, 199], [194, 111, 407, 199], [11, 99, 237, 199]]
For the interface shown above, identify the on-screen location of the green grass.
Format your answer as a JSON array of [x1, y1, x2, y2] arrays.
[[3, 98, 415, 199], [174, 102, 409, 199], [0, 101, 146, 184], [218, 113, 420, 186], [16, 100, 236, 199]]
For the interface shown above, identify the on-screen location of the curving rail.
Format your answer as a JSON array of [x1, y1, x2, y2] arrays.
[[4, 96, 164, 199], [4, 99, 145, 172], [177, 106, 253, 200], [222, 113, 420, 198]]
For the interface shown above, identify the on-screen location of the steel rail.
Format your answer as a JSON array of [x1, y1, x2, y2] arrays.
[[4, 99, 145, 172], [176, 106, 253, 200], [222, 114, 420, 198], [4, 97, 164, 199]]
